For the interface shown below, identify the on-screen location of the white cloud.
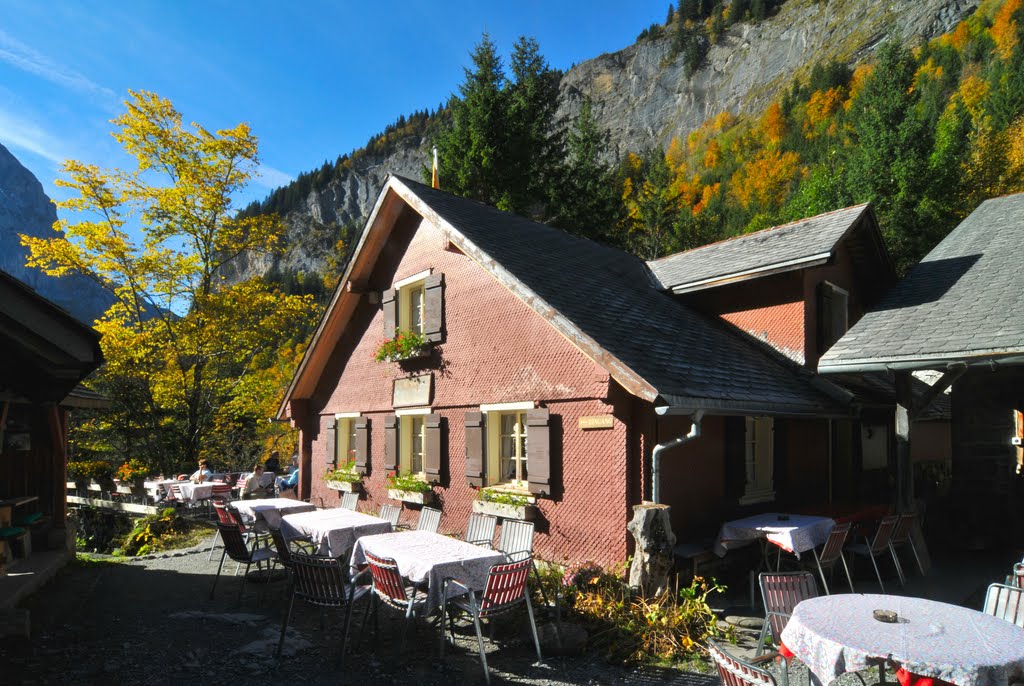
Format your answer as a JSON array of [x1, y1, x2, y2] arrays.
[[0, 106, 68, 164], [0, 29, 116, 100], [255, 163, 294, 189]]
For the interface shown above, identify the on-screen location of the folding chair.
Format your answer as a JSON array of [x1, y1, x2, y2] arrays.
[[340, 492, 359, 511], [379, 503, 402, 528], [276, 551, 371, 664], [361, 551, 426, 653], [888, 512, 925, 580], [810, 521, 854, 594], [416, 507, 442, 533], [497, 519, 549, 607], [208, 521, 276, 605], [756, 571, 817, 665], [846, 515, 900, 592], [464, 512, 497, 548], [983, 582, 1024, 628], [708, 637, 781, 686], [440, 557, 543, 685]]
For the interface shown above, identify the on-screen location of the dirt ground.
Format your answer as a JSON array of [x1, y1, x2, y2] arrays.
[[0, 541, 724, 686]]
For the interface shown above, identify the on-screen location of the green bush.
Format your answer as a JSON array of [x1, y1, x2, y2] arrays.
[[68, 460, 115, 481], [115, 508, 194, 557]]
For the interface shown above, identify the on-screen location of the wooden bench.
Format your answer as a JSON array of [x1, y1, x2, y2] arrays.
[[673, 540, 717, 581]]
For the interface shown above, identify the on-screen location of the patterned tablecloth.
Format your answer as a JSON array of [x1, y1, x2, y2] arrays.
[[281, 508, 392, 558], [713, 513, 834, 558], [231, 497, 316, 528], [351, 530, 507, 614], [781, 594, 1024, 686]]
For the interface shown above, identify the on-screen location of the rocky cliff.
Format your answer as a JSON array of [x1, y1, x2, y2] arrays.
[[229, 0, 978, 285], [0, 143, 113, 324]]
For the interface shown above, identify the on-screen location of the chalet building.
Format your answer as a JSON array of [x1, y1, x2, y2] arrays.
[[278, 175, 943, 567], [820, 192, 1024, 548]]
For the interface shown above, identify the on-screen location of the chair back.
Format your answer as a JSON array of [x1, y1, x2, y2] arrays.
[[211, 483, 232, 499], [869, 515, 900, 554], [289, 551, 348, 608], [817, 521, 851, 565], [983, 582, 1024, 627], [268, 526, 293, 566], [464, 512, 497, 547], [365, 551, 411, 609], [759, 572, 818, 643], [477, 557, 532, 618], [890, 512, 916, 545], [707, 637, 777, 686], [417, 507, 442, 533], [497, 519, 535, 562], [340, 492, 359, 511], [170, 484, 183, 501], [379, 503, 401, 527], [212, 500, 235, 526], [216, 521, 253, 563], [1013, 563, 1024, 589]]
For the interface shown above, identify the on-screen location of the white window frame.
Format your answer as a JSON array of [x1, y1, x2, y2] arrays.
[[739, 416, 775, 505], [481, 402, 535, 490], [394, 269, 432, 335], [395, 406, 430, 478], [333, 412, 360, 467]]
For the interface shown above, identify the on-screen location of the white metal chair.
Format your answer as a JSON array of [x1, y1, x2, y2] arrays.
[[340, 492, 359, 511], [379, 503, 401, 527], [888, 512, 925, 581], [846, 515, 900, 592], [810, 521, 854, 594], [440, 557, 543, 685], [983, 582, 1024, 628], [416, 506, 442, 533], [708, 637, 780, 686], [464, 512, 497, 548]]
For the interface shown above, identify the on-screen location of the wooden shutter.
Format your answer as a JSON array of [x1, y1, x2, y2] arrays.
[[324, 419, 337, 467], [464, 411, 485, 487], [724, 415, 746, 500], [817, 282, 834, 354], [383, 414, 398, 471], [773, 418, 787, 502], [526, 408, 551, 496], [354, 417, 370, 475], [424, 413, 442, 483], [423, 273, 445, 343], [382, 288, 397, 339]]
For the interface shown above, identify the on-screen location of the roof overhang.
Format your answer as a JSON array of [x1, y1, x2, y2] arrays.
[[653, 395, 851, 418], [669, 252, 833, 294], [819, 351, 1024, 375]]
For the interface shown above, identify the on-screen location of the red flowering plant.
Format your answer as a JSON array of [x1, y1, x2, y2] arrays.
[[373, 328, 428, 363], [115, 459, 151, 484]]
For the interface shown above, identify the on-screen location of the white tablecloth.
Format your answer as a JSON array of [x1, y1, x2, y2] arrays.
[[231, 497, 315, 528], [281, 508, 391, 558], [713, 513, 834, 558], [174, 482, 214, 503], [145, 479, 180, 497], [782, 594, 1024, 686], [351, 530, 507, 614]]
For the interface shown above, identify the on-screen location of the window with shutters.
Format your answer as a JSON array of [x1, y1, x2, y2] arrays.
[[383, 270, 445, 344], [481, 402, 534, 489], [396, 407, 430, 479], [740, 416, 775, 505], [333, 413, 359, 467], [818, 281, 849, 355]]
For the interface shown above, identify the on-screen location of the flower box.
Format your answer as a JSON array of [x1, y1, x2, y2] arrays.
[[114, 480, 148, 496], [325, 480, 361, 493], [387, 488, 434, 505], [472, 498, 537, 521]]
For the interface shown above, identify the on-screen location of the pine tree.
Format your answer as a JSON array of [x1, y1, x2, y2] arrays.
[[667, 3, 675, 24]]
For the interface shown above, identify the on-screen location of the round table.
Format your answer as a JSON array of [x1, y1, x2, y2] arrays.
[[781, 594, 1024, 686]]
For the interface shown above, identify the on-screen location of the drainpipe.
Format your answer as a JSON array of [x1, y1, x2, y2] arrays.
[[651, 410, 704, 504]]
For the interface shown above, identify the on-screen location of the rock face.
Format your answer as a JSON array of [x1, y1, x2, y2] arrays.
[[0, 143, 113, 324], [228, 0, 978, 284]]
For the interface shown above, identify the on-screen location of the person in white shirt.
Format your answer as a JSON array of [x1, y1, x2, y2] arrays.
[[241, 464, 271, 499], [190, 459, 212, 483]]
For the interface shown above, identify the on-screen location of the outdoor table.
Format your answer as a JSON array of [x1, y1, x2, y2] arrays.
[[174, 482, 214, 503], [350, 530, 507, 614], [281, 508, 392, 558], [781, 593, 1024, 686], [145, 479, 180, 498], [713, 512, 834, 558], [231, 497, 315, 528]]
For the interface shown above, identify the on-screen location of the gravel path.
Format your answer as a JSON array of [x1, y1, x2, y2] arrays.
[[0, 542, 722, 686]]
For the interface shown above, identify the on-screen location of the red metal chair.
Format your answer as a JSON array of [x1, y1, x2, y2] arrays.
[[208, 521, 276, 605], [846, 514, 900, 592], [756, 571, 816, 678], [708, 637, 779, 686], [440, 557, 543, 685], [810, 521, 854, 594], [360, 551, 425, 653]]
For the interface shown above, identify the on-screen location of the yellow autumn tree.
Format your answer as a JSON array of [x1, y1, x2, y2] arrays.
[[730, 148, 805, 211], [22, 90, 318, 474]]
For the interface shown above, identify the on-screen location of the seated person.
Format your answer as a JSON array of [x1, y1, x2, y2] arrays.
[[264, 450, 281, 474], [240, 464, 272, 499], [276, 467, 299, 495], [190, 459, 212, 483]]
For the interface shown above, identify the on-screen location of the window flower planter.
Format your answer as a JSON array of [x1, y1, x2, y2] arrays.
[[374, 329, 429, 364], [387, 488, 434, 505], [472, 498, 537, 521], [325, 480, 362, 493]]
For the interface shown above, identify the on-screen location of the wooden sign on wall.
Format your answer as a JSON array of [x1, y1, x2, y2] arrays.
[[579, 414, 613, 430], [393, 374, 432, 408]]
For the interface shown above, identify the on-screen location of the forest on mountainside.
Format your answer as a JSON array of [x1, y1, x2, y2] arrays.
[[246, 0, 1024, 288]]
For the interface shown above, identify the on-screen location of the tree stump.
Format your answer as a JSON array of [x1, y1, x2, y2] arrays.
[[627, 503, 677, 596]]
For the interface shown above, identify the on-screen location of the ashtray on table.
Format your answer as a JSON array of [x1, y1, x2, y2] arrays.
[[873, 609, 898, 623]]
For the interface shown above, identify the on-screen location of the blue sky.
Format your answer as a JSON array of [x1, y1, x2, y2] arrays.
[[0, 1, 660, 209]]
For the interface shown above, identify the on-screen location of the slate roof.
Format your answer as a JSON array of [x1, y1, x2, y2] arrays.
[[396, 177, 846, 416], [647, 204, 871, 292], [819, 193, 1024, 373]]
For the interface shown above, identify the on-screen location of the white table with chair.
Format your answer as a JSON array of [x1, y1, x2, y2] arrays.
[[281, 507, 392, 558], [232, 497, 316, 528], [781, 592, 1024, 686], [174, 482, 214, 503]]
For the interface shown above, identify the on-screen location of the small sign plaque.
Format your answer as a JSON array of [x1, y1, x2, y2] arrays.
[[579, 414, 614, 430], [393, 374, 432, 407]]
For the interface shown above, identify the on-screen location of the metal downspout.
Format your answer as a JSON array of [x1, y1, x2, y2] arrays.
[[651, 410, 704, 504]]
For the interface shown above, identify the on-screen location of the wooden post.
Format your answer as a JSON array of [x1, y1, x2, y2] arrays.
[[289, 399, 312, 501], [894, 371, 913, 514], [46, 404, 68, 526]]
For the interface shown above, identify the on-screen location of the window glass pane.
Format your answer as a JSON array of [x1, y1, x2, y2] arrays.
[[410, 285, 424, 333], [411, 416, 424, 474], [347, 421, 357, 463]]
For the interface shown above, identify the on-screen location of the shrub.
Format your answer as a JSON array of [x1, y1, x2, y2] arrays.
[[115, 508, 194, 557], [115, 458, 152, 483], [68, 460, 115, 481], [324, 460, 361, 483]]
